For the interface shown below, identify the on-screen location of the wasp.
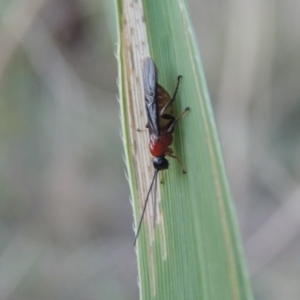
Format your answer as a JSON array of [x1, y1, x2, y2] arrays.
[[134, 57, 189, 246]]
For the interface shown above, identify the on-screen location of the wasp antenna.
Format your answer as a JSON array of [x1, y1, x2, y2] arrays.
[[137, 128, 148, 132], [153, 170, 158, 227], [160, 171, 165, 184], [134, 170, 159, 246]]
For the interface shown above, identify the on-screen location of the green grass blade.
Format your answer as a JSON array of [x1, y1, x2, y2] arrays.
[[116, 0, 253, 299]]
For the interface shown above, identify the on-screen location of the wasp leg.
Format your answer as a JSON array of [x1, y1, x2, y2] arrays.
[[137, 128, 148, 132], [167, 107, 190, 133], [165, 148, 186, 173], [160, 75, 182, 116], [137, 123, 149, 132]]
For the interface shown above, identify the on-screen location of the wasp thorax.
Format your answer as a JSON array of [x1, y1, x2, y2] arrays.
[[153, 157, 169, 171]]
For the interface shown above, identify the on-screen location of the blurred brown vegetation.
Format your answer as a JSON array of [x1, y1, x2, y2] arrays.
[[0, 0, 299, 299]]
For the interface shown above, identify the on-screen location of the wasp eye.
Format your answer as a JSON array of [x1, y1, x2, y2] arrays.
[[153, 157, 169, 170]]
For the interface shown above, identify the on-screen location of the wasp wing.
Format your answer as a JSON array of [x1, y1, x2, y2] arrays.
[[143, 57, 159, 136]]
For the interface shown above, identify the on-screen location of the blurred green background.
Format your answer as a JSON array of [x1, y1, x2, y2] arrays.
[[0, 0, 299, 299]]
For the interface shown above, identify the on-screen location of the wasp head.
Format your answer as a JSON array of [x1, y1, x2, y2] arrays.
[[153, 157, 169, 171]]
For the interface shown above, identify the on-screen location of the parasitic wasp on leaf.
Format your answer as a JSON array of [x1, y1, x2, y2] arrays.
[[134, 57, 189, 246]]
